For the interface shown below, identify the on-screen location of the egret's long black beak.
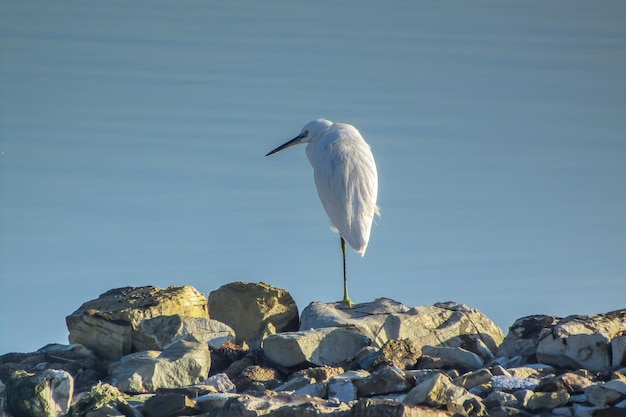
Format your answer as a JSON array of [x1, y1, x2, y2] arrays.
[[265, 133, 306, 156]]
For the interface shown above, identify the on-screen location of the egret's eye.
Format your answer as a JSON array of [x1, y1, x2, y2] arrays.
[[302, 130, 309, 137]]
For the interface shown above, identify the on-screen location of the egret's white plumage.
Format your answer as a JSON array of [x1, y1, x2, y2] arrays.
[[266, 118, 379, 305]]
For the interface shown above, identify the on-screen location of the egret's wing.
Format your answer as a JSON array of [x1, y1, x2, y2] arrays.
[[307, 125, 379, 254]]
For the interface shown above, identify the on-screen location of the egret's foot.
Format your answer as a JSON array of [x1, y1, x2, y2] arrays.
[[340, 294, 354, 308]]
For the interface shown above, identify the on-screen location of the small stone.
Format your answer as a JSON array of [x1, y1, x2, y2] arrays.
[[523, 390, 570, 411], [453, 368, 493, 390], [327, 376, 357, 403], [403, 373, 452, 407], [141, 393, 196, 417], [370, 339, 422, 370], [232, 365, 281, 392], [585, 382, 625, 406], [604, 379, 626, 396], [202, 373, 236, 393], [420, 345, 484, 372], [536, 371, 594, 393], [484, 391, 519, 408], [352, 364, 412, 396], [195, 393, 239, 413]]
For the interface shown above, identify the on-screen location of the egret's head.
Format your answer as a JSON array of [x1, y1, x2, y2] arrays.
[[266, 118, 333, 156]]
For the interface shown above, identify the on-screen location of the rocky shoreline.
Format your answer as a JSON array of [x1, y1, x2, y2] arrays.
[[1, 282, 625, 417]]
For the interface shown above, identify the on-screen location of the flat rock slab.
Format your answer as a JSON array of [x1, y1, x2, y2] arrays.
[[263, 327, 371, 367], [300, 299, 504, 353], [66, 285, 209, 360]]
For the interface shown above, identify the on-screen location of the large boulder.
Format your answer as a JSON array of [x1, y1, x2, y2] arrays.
[[109, 337, 210, 393], [498, 309, 626, 372], [66, 285, 209, 360], [208, 282, 299, 348], [300, 299, 504, 354], [4, 369, 74, 417]]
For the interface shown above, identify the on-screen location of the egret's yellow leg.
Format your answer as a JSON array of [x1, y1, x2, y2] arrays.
[[341, 237, 354, 307]]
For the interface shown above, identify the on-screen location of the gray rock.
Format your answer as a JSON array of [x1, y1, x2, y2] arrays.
[[232, 365, 282, 392], [585, 382, 625, 406], [498, 315, 560, 359], [453, 368, 493, 390], [262, 327, 370, 367], [352, 398, 454, 416], [66, 286, 209, 360], [213, 392, 351, 416], [134, 315, 235, 351], [484, 390, 520, 408], [535, 371, 593, 393], [202, 372, 237, 393], [537, 333, 611, 372], [327, 376, 357, 403], [403, 372, 455, 407], [352, 364, 412, 396], [421, 345, 484, 372], [195, 393, 239, 413], [67, 382, 141, 417], [300, 299, 504, 353], [208, 281, 299, 348], [612, 336, 626, 368], [109, 338, 210, 393], [4, 369, 74, 417], [141, 393, 196, 417]]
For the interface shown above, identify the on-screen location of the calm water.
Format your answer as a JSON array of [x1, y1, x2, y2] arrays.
[[1, 1, 625, 354]]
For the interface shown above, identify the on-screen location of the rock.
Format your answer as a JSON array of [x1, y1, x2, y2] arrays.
[[262, 327, 371, 367], [507, 364, 555, 379], [498, 315, 560, 359], [352, 364, 412, 396], [403, 372, 485, 416], [403, 373, 456, 407], [140, 393, 196, 417], [232, 365, 282, 392], [66, 286, 209, 360], [453, 368, 493, 390], [134, 315, 235, 351], [202, 373, 237, 393], [0, 343, 105, 392], [535, 371, 594, 393], [369, 339, 423, 370], [4, 369, 74, 417], [195, 393, 240, 413], [612, 336, 626, 368], [537, 333, 611, 372], [491, 375, 539, 391], [328, 376, 358, 403], [521, 390, 570, 411], [420, 346, 484, 372], [351, 398, 454, 416], [67, 382, 140, 417], [484, 391, 519, 409], [213, 392, 351, 416], [208, 281, 299, 348], [300, 300, 504, 353], [109, 338, 210, 393], [275, 376, 327, 397], [585, 382, 625, 406]]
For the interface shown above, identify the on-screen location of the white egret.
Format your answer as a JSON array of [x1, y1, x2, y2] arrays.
[[266, 119, 379, 306]]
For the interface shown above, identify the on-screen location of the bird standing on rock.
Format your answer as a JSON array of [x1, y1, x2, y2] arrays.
[[266, 119, 380, 306]]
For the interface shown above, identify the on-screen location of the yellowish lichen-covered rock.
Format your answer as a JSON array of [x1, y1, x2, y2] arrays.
[[66, 285, 209, 360]]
